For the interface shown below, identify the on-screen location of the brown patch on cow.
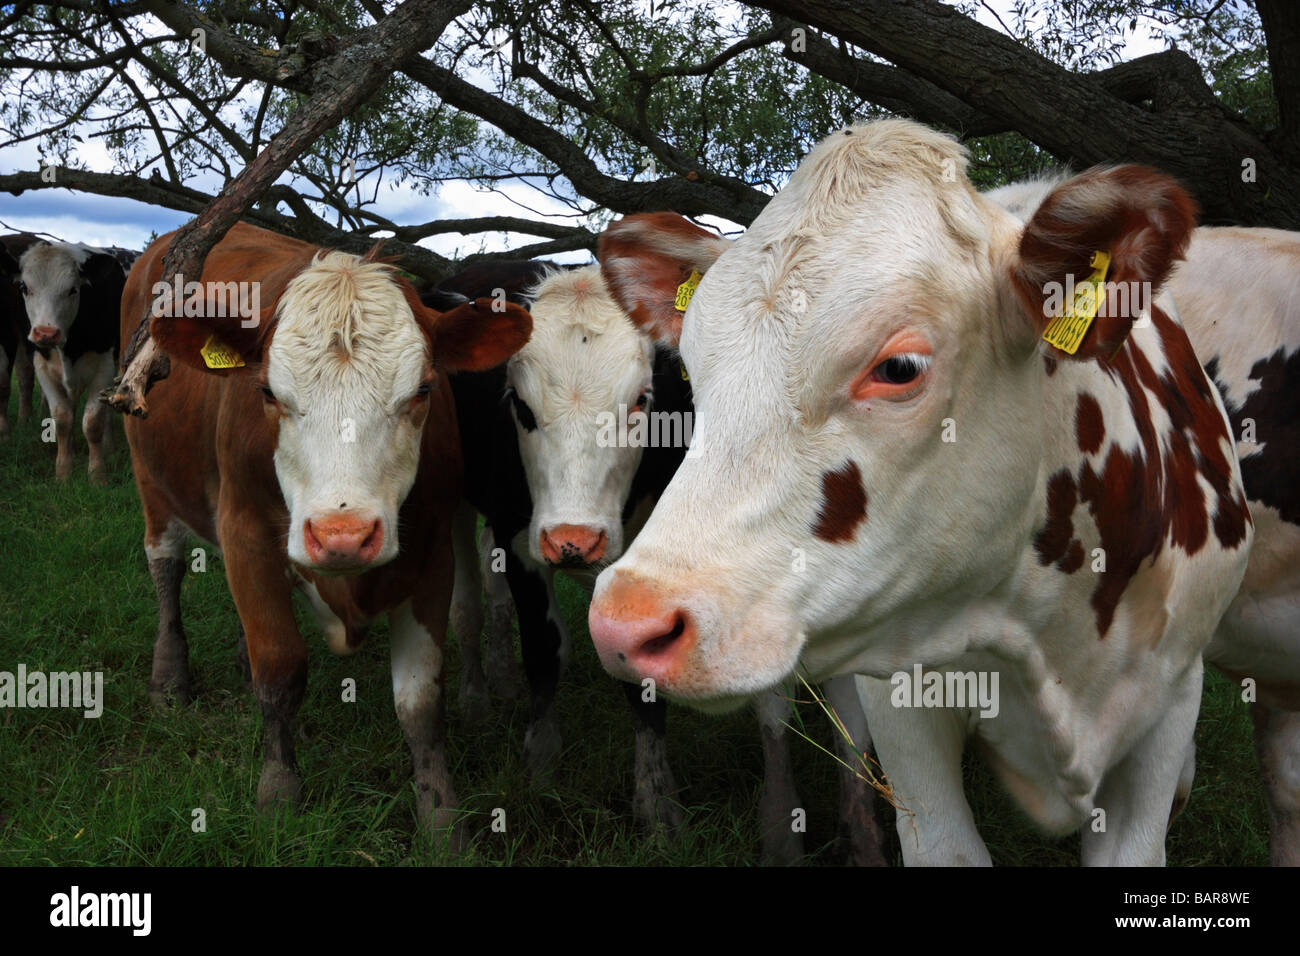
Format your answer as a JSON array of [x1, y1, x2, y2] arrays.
[[1075, 393, 1105, 455], [1035, 305, 1251, 637], [1034, 469, 1084, 573], [813, 461, 867, 543]]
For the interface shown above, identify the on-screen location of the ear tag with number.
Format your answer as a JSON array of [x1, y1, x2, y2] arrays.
[[1042, 250, 1110, 355], [200, 334, 245, 369], [674, 270, 703, 312]]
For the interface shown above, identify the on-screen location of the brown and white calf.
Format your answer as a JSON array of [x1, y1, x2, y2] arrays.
[[589, 120, 1259, 865], [122, 221, 530, 831]]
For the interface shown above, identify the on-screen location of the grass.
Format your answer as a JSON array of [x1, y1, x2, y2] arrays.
[[0, 389, 1271, 866]]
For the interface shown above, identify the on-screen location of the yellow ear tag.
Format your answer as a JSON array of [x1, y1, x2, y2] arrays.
[[680, 363, 690, 382], [674, 270, 703, 312], [1042, 250, 1111, 355], [200, 334, 245, 369]]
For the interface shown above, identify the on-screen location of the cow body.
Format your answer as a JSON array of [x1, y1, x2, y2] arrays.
[[122, 221, 530, 830], [589, 120, 1254, 865], [988, 182, 1300, 864], [436, 261, 883, 863], [0, 233, 44, 436], [16, 240, 126, 480]]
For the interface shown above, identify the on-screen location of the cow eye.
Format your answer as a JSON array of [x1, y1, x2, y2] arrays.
[[415, 381, 432, 399], [509, 389, 537, 431], [634, 391, 650, 409], [259, 384, 277, 404], [16, 282, 26, 295], [872, 353, 930, 386], [66, 288, 77, 297]]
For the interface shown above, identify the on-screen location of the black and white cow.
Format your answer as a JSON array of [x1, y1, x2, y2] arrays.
[[430, 258, 884, 864], [0, 232, 42, 437], [16, 241, 130, 481]]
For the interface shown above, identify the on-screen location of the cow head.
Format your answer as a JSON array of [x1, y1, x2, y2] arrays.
[[18, 242, 122, 349], [506, 264, 696, 568], [588, 120, 1197, 710], [153, 249, 531, 574]]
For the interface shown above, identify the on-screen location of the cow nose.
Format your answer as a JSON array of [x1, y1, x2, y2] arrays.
[[539, 524, 607, 567], [30, 326, 61, 346], [588, 574, 694, 682], [303, 513, 384, 569]]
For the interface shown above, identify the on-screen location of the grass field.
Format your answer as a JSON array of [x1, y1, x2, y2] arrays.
[[0, 389, 1272, 866]]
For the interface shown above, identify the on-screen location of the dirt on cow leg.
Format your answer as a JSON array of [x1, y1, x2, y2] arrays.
[[756, 692, 805, 866], [147, 555, 191, 707], [1253, 703, 1300, 866], [400, 691, 463, 848], [234, 625, 252, 684], [621, 683, 683, 836], [255, 666, 306, 812], [836, 756, 889, 867]]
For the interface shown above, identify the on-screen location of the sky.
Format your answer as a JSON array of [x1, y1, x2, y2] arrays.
[[0, 1, 1171, 259]]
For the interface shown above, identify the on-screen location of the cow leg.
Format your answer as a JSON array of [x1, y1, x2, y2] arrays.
[[825, 674, 888, 866], [450, 503, 490, 726], [81, 351, 117, 484], [15, 344, 35, 421], [33, 351, 74, 480], [861, 675, 989, 865], [1253, 703, 1300, 866], [755, 687, 805, 865], [145, 516, 191, 706], [506, 545, 568, 782], [222, 517, 306, 812], [480, 525, 522, 699], [1169, 737, 1195, 826], [621, 681, 683, 834], [391, 594, 460, 839], [1082, 664, 1202, 866], [235, 624, 251, 684], [0, 344, 11, 438]]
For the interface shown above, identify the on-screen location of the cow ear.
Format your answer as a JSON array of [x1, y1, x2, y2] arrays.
[[1009, 165, 1197, 361], [80, 252, 123, 289], [598, 212, 730, 347], [150, 295, 274, 375], [423, 297, 532, 372]]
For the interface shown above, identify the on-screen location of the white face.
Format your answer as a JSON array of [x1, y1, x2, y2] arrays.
[[589, 123, 1045, 708], [18, 243, 86, 348], [507, 266, 655, 567], [264, 253, 434, 573]]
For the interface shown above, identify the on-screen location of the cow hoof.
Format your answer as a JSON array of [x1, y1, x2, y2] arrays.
[[88, 465, 109, 486], [256, 763, 303, 811], [524, 716, 562, 787], [634, 791, 685, 838], [148, 681, 192, 709], [488, 667, 524, 701]]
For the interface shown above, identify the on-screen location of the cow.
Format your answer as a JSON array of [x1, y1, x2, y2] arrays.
[[434, 260, 883, 864], [16, 239, 127, 481], [987, 177, 1300, 864], [0, 233, 41, 437], [588, 119, 1261, 866], [121, 221, 531, 833]]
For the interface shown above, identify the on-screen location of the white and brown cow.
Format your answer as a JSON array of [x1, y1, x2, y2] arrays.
[[588, 119, 1259, 865], [989, 180, 1300, 864], [17, 240, 127, 481], [122, 222, 531, 832]]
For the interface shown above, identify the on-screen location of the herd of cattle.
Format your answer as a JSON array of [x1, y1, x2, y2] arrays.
[[2, 119, 1297, 866]]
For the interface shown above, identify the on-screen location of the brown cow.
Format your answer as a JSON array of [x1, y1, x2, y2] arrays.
[[122, 222, 531, 833]]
